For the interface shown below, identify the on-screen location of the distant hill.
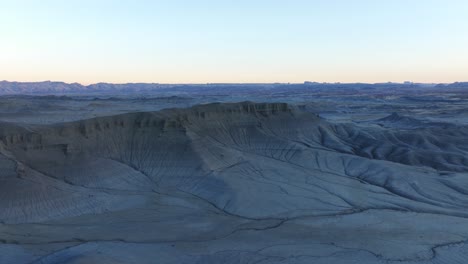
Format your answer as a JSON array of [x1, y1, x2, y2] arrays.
[[0, 81, 162, 95], [0, 80, 467, 95]]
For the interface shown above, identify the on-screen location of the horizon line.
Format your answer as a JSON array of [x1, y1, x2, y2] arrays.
[[2, 80, 465, 86]]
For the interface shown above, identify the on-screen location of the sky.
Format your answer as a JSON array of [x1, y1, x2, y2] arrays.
[[1, 0, 468, 84]]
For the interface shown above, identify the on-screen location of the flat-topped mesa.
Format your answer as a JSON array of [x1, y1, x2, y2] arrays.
[[190, 101, 292, 115], [0, 102, 307, 150], [70, 102, 297, 135], [165, 101, 295, 120], [72, 101, 297, 128]]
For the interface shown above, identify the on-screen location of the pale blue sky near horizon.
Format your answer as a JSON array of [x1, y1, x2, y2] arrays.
[[1, 0, 467, 84]]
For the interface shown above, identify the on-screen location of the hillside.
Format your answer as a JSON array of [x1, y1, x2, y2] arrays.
[[1, 102, 468, 263]]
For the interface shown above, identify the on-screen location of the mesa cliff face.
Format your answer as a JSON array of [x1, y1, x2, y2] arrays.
[[2, 102, 468, 264]]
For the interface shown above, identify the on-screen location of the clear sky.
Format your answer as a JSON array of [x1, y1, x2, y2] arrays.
[[1, 0, 468, 84]]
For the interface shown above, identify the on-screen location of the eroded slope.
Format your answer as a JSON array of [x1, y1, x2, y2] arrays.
[[1, 102, 468, 264]]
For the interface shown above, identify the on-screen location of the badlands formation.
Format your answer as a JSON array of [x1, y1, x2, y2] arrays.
[[1, 99, 468, 263]]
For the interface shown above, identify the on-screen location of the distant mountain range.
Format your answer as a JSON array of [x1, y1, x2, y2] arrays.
[[0, 80, 467, 95], [0, 81, 163, 95]]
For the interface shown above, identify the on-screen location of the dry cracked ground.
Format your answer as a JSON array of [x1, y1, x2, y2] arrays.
[[1, 101, 468, 264]]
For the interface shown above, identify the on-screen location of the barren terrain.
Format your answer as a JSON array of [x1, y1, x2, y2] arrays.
[[1, 83, 468, 263]]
